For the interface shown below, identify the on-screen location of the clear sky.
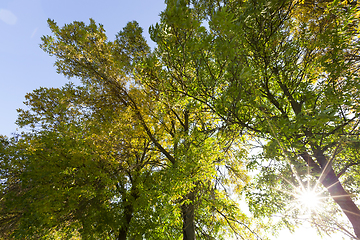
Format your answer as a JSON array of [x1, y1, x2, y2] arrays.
[[0, 0, 352, 239], [0, 0, 165, 137]]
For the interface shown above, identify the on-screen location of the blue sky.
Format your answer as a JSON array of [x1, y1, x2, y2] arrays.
[[0, 0, 165, 137], [0, 1, 351, 239]]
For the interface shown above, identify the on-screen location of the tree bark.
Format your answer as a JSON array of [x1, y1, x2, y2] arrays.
[[313, 151, 360, 239], [181, 191, 196, 240], [118, 203, 134, 240], [117, 182, 138, 240]]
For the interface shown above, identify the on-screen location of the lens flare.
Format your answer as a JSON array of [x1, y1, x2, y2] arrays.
[[296, 189, 320, 211]]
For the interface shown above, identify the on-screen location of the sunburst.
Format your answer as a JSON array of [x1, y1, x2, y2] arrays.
[[295, 188, 321, 212]]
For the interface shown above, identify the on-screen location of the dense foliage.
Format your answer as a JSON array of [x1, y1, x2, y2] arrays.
[[1, 0, 360, 239]]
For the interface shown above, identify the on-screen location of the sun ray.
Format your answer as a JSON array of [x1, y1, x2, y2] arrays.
[[295, 189, 321, 211]]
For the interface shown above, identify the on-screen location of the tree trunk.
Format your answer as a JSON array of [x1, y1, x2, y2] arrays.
[[314, 152, 360, 239], [118, 202, 134, 240], [117, 183, 138, 240], [320, 167, 360, 238], [118, 228, 128, 240], [181, 191, 196, 240]]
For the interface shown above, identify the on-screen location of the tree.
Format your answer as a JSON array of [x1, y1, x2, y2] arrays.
[[149, 0, 360, 238], [1, 19, 255, 240], [1, 82, 168, 239]]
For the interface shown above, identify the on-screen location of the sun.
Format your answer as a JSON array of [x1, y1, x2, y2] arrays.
[[296, 189, 321, 211]]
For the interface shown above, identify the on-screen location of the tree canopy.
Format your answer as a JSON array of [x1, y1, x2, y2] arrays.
[[1, 18, 253, 240], [1, 0, 360, 239], [149, 0, 360, 238]]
